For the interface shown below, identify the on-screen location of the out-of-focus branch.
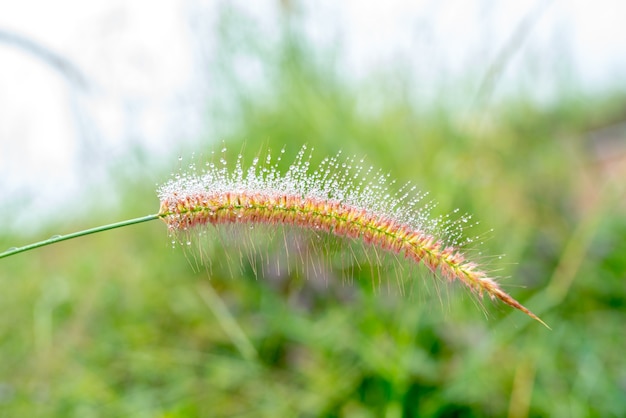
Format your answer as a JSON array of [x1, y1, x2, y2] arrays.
[[0, 28, 91, 91], [476, 1, 553, 105]]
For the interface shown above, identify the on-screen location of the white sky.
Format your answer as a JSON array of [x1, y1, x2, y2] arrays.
[[1, 0, 625, 233]]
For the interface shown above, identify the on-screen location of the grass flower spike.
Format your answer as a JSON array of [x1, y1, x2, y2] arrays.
[[158, 146, 548, 327], [0, 145, 546, 327]]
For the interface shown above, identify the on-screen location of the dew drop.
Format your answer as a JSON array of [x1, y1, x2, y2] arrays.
[[186, 241, 192, 246], [50, 235, 62, 239]]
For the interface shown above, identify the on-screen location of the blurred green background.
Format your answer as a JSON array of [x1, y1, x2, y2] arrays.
[[1, 4, 626, 417]]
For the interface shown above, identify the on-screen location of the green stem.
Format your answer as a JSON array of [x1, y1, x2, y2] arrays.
[[0, 214, 163, 260]]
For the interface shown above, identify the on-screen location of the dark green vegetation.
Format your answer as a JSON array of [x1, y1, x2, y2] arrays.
[[1, 7, 625, 417]]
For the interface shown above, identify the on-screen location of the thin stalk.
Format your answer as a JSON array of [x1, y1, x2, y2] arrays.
[[0, 214, 162, 259], [197, 283, 258, 362]]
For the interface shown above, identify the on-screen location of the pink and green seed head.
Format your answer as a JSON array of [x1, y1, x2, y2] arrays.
[[157, 146, 548, 327]]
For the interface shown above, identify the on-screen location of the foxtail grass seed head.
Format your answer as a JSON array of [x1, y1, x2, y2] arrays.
[[158, 146, 548, 327]]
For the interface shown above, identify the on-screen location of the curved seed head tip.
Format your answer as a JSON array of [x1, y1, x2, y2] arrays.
[[158, 146, 547, 326], [492, 287, 550, 329]]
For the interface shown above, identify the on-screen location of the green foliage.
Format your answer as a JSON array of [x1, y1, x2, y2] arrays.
[[1, 6, 626, 417]]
